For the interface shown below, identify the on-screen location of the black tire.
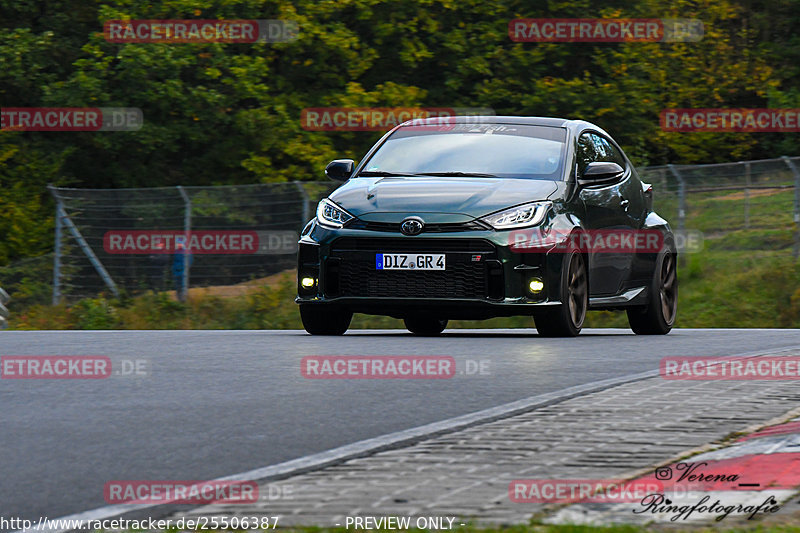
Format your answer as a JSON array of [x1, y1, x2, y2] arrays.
[[534, 251, 588, 337], [627, 250, 677, 335], [404, 316, 448, 336], [300, 304, 352, 335]]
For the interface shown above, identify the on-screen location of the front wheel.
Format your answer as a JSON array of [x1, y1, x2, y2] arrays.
[[534, 251, 587, 337], [404, 316, 448, 336], [627, 250, 677, 335], [300, 304, 352, 335]]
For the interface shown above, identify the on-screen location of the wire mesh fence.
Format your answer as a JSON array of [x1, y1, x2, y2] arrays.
[[639, 156, 800, 258], [0, 156, 797, 307], [48, 182, 337, 302]]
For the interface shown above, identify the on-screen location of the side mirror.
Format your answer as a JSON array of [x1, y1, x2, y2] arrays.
[[579, 161, 624, 187], [325, 159, 355, 182]]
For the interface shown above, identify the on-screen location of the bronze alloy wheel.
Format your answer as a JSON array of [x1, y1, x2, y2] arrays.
[[567, 252, 588, 329], [659, 251, 677, 325], [535, 250, 588, 337], [627, 250, 678, 335]]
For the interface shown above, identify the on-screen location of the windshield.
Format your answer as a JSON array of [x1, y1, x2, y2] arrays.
[[359, 123, 567, 180]]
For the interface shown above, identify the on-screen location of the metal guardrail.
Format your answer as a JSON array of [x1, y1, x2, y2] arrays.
[[0, 286, 9, 329]]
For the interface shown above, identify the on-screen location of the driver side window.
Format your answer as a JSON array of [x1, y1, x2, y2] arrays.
[[576, 133, 597, 176], [576, 132, 626, 175]]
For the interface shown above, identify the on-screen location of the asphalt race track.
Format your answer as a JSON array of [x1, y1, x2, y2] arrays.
[[2, 328, 800, 524]]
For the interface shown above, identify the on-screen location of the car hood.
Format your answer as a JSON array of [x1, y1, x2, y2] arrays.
[[329, 177, 559, 222]]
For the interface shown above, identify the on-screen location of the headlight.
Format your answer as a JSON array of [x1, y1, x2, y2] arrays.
[[480, 201, 551, 230], [316, 198, 354, 228]]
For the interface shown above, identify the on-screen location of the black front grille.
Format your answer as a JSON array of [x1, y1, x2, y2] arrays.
[[327, 238, 502, 299], [346, 220, 487, 233]]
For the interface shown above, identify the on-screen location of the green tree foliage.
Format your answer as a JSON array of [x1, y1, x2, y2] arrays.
[[1, 0, 798, 262]]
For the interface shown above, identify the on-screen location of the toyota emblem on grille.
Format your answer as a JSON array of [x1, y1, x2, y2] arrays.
[[401, 217, 424, 236]]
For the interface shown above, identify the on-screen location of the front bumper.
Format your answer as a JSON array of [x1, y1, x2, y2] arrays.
[[295, 221, 567, 319]]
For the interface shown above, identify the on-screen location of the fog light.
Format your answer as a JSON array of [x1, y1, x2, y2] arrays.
[[528, 278, 544, 294], [301, 277, 316, 289]]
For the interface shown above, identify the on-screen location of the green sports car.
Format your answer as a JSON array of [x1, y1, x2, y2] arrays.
[[296, 116, 677, 337]]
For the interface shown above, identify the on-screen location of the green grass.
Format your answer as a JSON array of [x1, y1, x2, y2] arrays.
[[8, 249, 799, 330], [653, 187, 797, 236], [143, 523, 800, 533], [273, 526, 800, 533]]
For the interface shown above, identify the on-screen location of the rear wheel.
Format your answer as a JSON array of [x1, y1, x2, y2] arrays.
[[627, 250, 677, 335], [300, 304, 352, 335], [404, 316, 448, 336], [534, 251, 587, 337]]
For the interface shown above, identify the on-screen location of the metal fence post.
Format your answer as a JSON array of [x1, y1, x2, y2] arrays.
[[668, 164, 687, 266], [177, 186, 191, 302], [294, 181, 310, 224], [51, 187, 63, 305], [744, 161, 751, 229], [0, 286, 9, 329], [783, 156, 800, 261], [56, 203, 119, 297]]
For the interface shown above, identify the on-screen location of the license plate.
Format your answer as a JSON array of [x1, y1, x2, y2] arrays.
[[376, 253, 446, 270]]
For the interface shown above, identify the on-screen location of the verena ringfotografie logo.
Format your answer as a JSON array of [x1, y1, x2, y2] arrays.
[[103, 230, 299, 255], [104, 480, 258, 504], [661, 109, 800, 132], [301, 356, 456, 379], [103, 20, 298, 43], [661, 357, 800, 380], [509, 479, 663, 503], [1, 108, 142, 132], [509, 18, 703, 42], [1, 356, 148, 379], [300, 107, 494, 131]]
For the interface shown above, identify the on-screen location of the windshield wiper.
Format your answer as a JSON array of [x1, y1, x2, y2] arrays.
[[357, 171, 423, 177], [415, 171, 501, 178], [357, 170, 501, 178]]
